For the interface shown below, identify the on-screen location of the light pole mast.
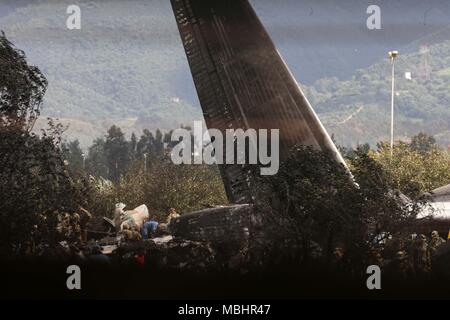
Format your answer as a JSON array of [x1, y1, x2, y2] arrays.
[[143, 153, 147, 173], [81, 153, 86, 170], [389, 50, 399, 157]]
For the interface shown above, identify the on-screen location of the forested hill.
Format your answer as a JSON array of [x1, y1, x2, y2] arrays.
[[1, 0, 450, 147], [304, 39, 450, 147]]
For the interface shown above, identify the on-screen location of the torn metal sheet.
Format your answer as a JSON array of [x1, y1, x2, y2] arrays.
[[100, 245, 118, 255], [151, 235, 173, 245], [170, 204, 260, 243]]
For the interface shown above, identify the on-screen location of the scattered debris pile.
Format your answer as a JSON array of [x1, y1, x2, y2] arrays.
[[50, 203, 273, 272]]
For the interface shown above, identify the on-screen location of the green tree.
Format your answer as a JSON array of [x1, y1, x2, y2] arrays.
[[0, 34, 88, 254], [112, 157, 228, 220], [137, 129, 156, 158], [372, 141, 450, 197], [61, 139, 84, 174], [104, 125, 130, 181], [86, 138, 108, 178], [410, 132, 436, 155], [256, 145, 424, 272], [130, 132, 138, 161], [0, 130, 86, 253], [154, 128, 164, 157], [0, 31, 47, 132]]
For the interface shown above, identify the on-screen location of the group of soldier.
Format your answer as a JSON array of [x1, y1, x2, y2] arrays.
[[382, 231, 447, 278], [55, 208, 92, 243]]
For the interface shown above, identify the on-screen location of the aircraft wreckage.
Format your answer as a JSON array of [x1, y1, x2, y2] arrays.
[[169, 0, 347, 242], [60, 0, 448, 271], [81, 0, 348, 265]]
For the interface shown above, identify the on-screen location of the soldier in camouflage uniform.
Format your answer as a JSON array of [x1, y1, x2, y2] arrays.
[[412, 234, 431, 276], [120, 223, 141, 241], [78, 207, 92, 243], [70, 212, 81, 243], [429, 230, 446, 254], [390, 251, 413, 279]]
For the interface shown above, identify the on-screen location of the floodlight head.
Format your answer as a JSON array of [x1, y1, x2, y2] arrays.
[[388, 50, 399, 59]]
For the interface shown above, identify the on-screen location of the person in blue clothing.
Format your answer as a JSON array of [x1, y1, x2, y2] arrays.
[[141, 220, 159, 240]]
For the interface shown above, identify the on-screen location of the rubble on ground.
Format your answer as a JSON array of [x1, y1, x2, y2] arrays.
[[45, 204, 269, 272]]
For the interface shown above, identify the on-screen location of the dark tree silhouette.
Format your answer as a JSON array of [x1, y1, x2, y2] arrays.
[[104, 125, 130, 181], [86, 138, 108, 178], [255, 146, 425, 274], [61, 139, 84, 174], [410, 132, 436, 155], [0, 34, 86, 254], [0, 31, 47, 132]]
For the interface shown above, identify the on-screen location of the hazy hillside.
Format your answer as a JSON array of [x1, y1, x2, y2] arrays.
[[1, 0, 202, 147], [253, 0, 450, 83], [305, 40, 450, 147], [1, 0, 450, 148]]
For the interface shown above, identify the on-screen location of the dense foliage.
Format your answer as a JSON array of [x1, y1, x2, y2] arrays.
[[256, 145, 426, 274], [371, 138, 450, 198], [58, 121, 229, 218], [0, 32, 47, 132], [0, 129, 88, 254], [0, 33, 86, 254]]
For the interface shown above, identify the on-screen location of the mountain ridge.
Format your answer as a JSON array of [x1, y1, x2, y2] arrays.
[[1, 0, 450, 148]]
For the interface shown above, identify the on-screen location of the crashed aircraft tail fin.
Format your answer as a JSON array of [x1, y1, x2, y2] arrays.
[[171, 0, 347, 203]]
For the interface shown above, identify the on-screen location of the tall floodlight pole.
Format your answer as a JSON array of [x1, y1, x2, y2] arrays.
[[143, 153, 148, 173], [389, 50, 399, 157]]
